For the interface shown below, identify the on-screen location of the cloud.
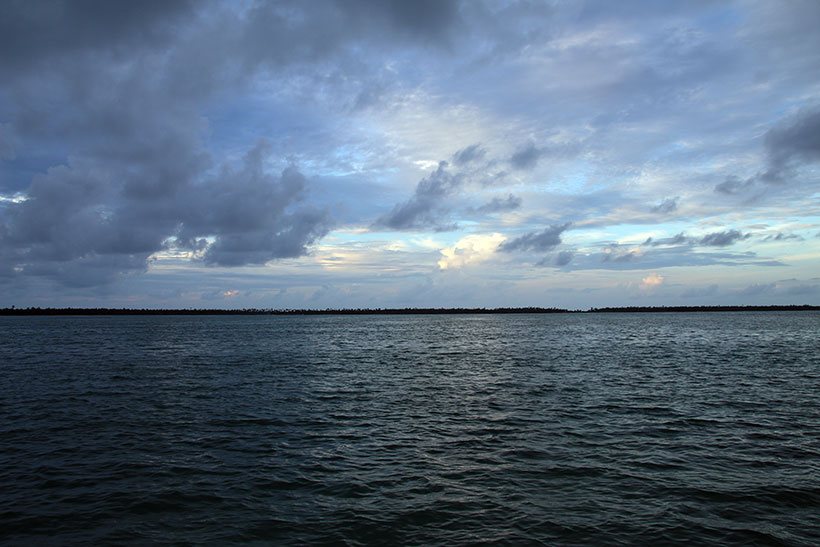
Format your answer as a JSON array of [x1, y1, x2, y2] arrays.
[[739, 282, 776, 296], [0, 0, 196, 76], [650, 196, 679, 213], [715, 175, 756, 195], [498, 223, 571, 253], [0, 123, 18, 160], [716, 108, 820, 194], [509, 142, 543, 170], [734, 279, 820, 298], [640, 272, 665, 289], [452, 143, 486, 166], [175, 144, 331, 266], [645, 232, 690, 246], [784, 283, 819, 295], [437, 233, 506, 270], [681, 284, 719, 298], [1, 1, 819, 306], [764, 107, 820, 174], [375, 143, 511, 230], [347, 0, 462, 45], [372, 161, 461, 231], [475, 193, 522, 213], [201, 288, 242, 300], [507, 139, 580, 170], [0, 141, 330, 284], [571, 243, 785, 271], [699, 229, 749, 247], [603, 245, 643, 263], [763, 232, 802, 242], [577, 226, 765, 271], [644, 230, 751, 248]]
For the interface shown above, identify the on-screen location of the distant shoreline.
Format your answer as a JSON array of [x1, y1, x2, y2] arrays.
[[0, 305, 817, 316]]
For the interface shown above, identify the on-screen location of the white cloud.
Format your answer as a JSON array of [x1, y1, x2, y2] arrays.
[[438, 233, 506, 270], [640, 272, 665, 290]]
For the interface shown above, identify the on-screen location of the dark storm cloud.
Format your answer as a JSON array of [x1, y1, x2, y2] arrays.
[[0, 0, 195, 75], [699, 229, 749, 247], [475, 194, 521, 213], [354, 0, 461, 44], [765, 108, 820, 173], [0, 142, 330, 284], [175, 144, 331, 266], [373, 162, 461, 231], [0, 0, 470, 276], [0, 0, 460, 76], [2, 0, 462, 286], [192, 0, 462, 89], [716, 108, 820, 194], [499, 223, 571, 253]]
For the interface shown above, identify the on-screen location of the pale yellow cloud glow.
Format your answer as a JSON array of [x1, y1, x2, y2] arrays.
[[640, 272, 665, 290]]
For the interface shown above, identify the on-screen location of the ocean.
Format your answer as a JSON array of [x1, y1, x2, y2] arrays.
[[1, 312, 818, 544]]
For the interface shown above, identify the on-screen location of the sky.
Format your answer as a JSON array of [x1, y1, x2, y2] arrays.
[[1, 0, 819, 309]]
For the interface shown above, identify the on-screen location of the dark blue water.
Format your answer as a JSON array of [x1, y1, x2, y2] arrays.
[[1, 313, 818, 545]]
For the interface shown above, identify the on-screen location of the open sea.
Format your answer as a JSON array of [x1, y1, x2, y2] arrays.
[[1, 312, 818, 545]]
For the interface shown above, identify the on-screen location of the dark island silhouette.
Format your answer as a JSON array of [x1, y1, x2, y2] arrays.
[[0, 305, 817, 316]]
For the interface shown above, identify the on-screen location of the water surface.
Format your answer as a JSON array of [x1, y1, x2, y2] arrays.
[[1, 313, 818, 544]]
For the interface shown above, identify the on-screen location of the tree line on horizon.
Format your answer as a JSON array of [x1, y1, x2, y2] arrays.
[[0, 305, 817, 316]]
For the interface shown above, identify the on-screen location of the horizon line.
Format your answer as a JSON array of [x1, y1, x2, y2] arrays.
[[1, 305, 818, 316]]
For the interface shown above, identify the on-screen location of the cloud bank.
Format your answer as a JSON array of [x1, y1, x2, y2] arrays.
[[0, 0, 818, 307]]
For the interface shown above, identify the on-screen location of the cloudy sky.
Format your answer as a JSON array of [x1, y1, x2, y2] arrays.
[[1, 0, 819, 309]]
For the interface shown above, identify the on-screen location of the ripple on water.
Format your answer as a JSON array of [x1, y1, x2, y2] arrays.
[[0, 312, 818, 544]]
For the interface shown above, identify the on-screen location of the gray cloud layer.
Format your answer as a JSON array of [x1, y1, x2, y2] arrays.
[[0, 1, 818, 304], [499, 223, 571, 253], [716, 107, 820, 194], [0, 141, 329, 285], [765, 108, 820, 173]]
